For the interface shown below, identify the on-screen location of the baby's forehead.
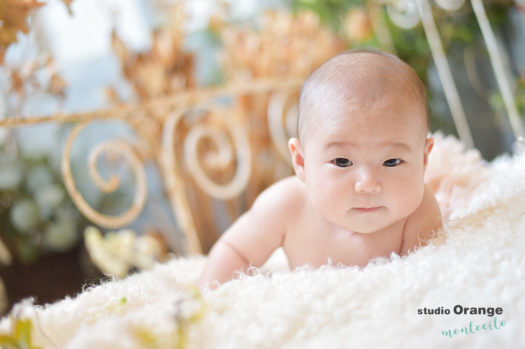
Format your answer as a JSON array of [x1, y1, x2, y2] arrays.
[[314, 102, 424, 134], [302, 87, 426, 136], [302, 112, 427, 155], [298, 51, 428, 140], [308, 54, 417, 104]]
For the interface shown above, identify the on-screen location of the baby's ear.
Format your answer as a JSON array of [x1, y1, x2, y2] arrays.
[[288, 138, 306, 182], [423, 137, 434, 166]]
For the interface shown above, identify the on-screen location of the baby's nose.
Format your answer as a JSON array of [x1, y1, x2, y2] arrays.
[[354, 170, 381, 194]]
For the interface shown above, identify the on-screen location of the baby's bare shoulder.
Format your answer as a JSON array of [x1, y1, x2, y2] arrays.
[[400, 184, 442, 255], [219, 176, 306, 266], [250, 176, 306, 219]]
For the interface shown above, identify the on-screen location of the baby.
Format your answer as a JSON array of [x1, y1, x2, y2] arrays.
[[199, 48, 442, 288]]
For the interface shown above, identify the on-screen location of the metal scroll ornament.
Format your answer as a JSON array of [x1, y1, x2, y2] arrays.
[[161, 107, 252, 254], [267, 92, 299, 165], [180, 108, 252, 200], [386, 0, 421, 29], [61, 121, 147, 228], [434, 0, 465, 11]]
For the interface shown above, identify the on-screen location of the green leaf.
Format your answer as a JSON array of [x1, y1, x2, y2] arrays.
[[0, 318, 43, 349]]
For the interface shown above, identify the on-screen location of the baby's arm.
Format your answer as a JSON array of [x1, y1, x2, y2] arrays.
[[400, 184, 442, 255], [199, 177, 298, 288]]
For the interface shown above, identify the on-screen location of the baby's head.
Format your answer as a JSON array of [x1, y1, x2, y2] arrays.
[[289, 48, 434, 234], [297, 48, 429, 142]]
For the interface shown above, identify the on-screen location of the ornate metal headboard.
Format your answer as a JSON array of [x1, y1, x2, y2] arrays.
[[0, 0, 522, 256], [0, 78, 302, 254]]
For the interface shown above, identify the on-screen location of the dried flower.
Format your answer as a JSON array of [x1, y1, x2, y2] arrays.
[[111, 4, 195, 100], [0, 0, 45, 64], [220, 10, 346, 80], [48, 72, 67, 98], [343, 7, 373, 43]]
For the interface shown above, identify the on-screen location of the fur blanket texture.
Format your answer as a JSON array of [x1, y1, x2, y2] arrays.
[[1, 133, 525, 348]]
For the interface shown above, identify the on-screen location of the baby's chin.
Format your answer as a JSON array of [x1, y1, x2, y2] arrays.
[[339, 212, 407, 234], [345, 224, 391, 235]]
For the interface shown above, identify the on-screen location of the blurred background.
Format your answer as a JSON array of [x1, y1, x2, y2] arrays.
[[0, 0, 523, 315]]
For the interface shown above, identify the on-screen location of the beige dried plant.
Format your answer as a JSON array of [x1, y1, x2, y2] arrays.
[[110, 5, 195, 100], [6, 54, 67, 115], [0, 0, 44, 65], [217, 9, 346, 207], [221, 10, 346, 80]]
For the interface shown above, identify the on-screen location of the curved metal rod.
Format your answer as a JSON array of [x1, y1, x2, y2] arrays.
[[415, 0, 474, 148], [367, 0, 395, 52], [61, 121, 147, 228], [161, 106, 253, 254], [183, 108, 252, 200], [161, 110, 200, 254], [471, 0, 524, 142], [267, 92, 298, 165]]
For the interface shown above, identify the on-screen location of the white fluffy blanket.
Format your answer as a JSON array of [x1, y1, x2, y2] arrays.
[[2, 134, 525, 348]]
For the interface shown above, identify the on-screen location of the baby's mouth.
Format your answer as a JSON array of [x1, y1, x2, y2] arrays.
[[354, 206, 381, 213]]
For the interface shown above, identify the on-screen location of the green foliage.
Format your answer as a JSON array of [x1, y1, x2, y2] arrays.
[[291, 0, 366, 31], [0, 318, 42, 349], [489, 78, 525, 116], [0, 146, 87, 264]]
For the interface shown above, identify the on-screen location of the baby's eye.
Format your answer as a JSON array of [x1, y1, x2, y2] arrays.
[[383, 158, 402, 167], [332, 158, 353, 168]]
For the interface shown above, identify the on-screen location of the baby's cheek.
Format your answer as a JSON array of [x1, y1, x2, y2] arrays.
[[397, 182, 424, 214], [312, 183, 342, 216]]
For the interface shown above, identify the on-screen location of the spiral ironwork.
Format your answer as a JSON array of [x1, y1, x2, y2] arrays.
[[1, 78, 303, 254], [61, 121, 147, 229], [267, 92, 298, 164]]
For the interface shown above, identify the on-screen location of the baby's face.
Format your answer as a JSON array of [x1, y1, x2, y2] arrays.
[[299, 96, 432, 234]]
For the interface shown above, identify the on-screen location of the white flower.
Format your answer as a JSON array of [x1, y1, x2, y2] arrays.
[[9, 199, 40, 233], [35, 184, 65, 219], [134, 235, 162, 270], [26, 165, 54, 194], [84, 227, 129, 278], [0, 162, 23, 190]]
